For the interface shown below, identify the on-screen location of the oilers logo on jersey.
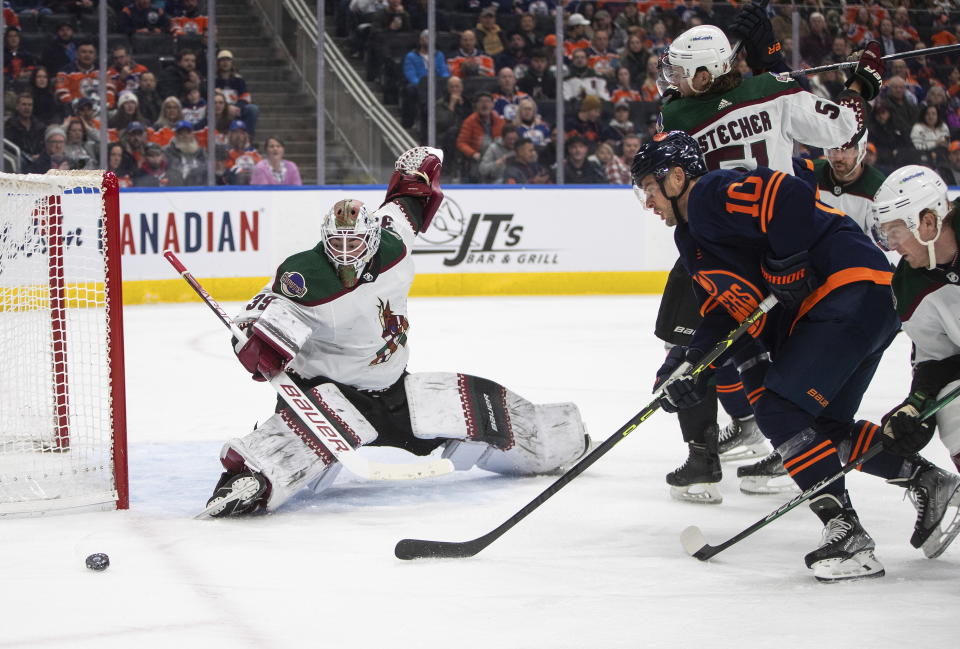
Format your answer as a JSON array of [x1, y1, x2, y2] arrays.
[[692, 268, 767, 337]]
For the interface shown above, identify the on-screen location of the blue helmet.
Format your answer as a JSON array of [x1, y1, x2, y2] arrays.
[[631, 130, 708, 187]]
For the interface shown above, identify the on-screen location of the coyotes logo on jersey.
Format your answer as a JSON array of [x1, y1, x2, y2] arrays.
[[371, 299, 409, 365]]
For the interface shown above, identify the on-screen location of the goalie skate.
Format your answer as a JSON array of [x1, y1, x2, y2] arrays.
[[667, 442, 722, 504], [737, 451, 800, 495], [805, 494, 885, 583], [900, 461, 960, 559], [717, 416, 769, 463], [197, 470, 270, 520]]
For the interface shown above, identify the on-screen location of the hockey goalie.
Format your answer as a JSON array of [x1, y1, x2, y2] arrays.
[[204, 147, 590, 517]]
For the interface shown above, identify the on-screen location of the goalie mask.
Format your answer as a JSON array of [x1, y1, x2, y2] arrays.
[[871, 165, 950, 270], [321, 199, 381, 288], [661, 25, 733, 95]]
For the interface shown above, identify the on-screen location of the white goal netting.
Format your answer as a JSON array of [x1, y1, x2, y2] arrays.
[[0, 171, 126, 516]]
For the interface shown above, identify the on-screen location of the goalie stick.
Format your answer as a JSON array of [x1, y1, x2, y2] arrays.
[[163, 250, 455, 482], [394, 294, 779, 560], [680, 383, 960, 560]]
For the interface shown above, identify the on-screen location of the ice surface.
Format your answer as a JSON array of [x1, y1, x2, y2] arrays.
[[1, 296, 958, 648]]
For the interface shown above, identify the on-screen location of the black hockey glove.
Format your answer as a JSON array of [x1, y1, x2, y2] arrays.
[[760, 251, 817, 311], [728, 2, 783, 72], [845, 40, 884, 102], [912, 355, 960, 398], [881, 391, 936, 456], [657, 348, 707, 413]]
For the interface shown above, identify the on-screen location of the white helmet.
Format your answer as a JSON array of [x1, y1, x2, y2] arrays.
[[871, 165, 950, 269], [663, 25, 733, 93], [321, 199, 381, 287]]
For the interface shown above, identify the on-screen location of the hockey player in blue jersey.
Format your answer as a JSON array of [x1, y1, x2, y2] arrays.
[[632, 130, 959, 581]]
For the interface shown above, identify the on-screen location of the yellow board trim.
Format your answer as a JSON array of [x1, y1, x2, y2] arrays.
[[119, 271, 670, 304]]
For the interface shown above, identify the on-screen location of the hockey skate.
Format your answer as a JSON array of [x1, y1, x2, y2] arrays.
[[199, 470, 270, 519], [804, 493, 885, 582], [893, 460, 960, 559], [666, 441, 722, 504], [737, 451, 800, 495], [717, 415, 769, 463]]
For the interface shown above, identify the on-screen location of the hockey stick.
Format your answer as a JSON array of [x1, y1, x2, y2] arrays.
[[163, 250, 455, 482], [785, 43, 960, 78], [680, 383, 960, 560], [394, 295, 779, 560]]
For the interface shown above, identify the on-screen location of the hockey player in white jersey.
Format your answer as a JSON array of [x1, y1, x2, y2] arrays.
[[813, 137, 886, 234], [652, 5, 885, 503], [204, 147, 590, 517], [872, 166, 960, 558]]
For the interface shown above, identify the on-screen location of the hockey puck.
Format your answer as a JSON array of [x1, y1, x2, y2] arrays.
[[85, 553, 110, 571]]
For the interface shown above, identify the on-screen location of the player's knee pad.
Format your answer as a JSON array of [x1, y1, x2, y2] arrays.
[[405, 372, 588, 475], [223, 384, 378, 509], [936, 380, 960, 456]]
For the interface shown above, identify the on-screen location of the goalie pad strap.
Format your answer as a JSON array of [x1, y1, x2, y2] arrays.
[[407, 372, 514, 449]]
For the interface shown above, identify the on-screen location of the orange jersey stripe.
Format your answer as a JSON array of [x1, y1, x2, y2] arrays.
[[783, 439, 833, 470], [849, 420, 872, 461], [760, 171, 786, 233], [787, 448, 838, 476], [792, 267, 893, 332]]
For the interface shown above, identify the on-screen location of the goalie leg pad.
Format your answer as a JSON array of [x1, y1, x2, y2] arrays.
[[224, 384, 379, 510], [406, 372, 588, 475]]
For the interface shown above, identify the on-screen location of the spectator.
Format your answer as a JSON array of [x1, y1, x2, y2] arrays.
[[504, 137, 551, 184], [800, 12, 833, 66], [911, 104, 950, 164], [158, 49, 200, 103], [877, 18, 910, 57], [863, 141, 878, 170], [938, 141, 960, 186], [41, 21, 76, 75], [345, 0, 385, 59], [55, 39, 115, 113], [222, 120, 262, 185], [620, 133, 642, 169], [135, 71, 163, 124], [215, 50, 259, 137], [401, 29, 450, 128], [496, 32, 530, 76], [563, 48, 608, 102], [4, 26, 35, 87], [106, 141, 136, 188], [592, 10, 626, 52], [136, 142, 175, 187], [909, 42, 942, 94], [447, 30, 495, 78], [512, 96, 551, 153], [615, 3, 642, 36], [846, 7, 875, 48], [922, 85, 949, 114], [602, 102, 635, 146], [166, 121, 206, 186], [884, 75, 920, 135], [476, 8, 505, 58], [618, 34, 649, 92], [251, 136, 302, 186], [828, 35, 851, 64], [4, 93, 45, 166], [517, 13, 541, 51], [109, 90, 145, 130], [889, 58, 922, 102], [563, 13, 592, 58], [456, 91, 504, 182], [121, 121, 148, 165], [72, 96, 101, 141], [121, 0, 172, 35], [492, 67, 528, 121], [891, 6, 919, 45], [206, 90, 232, 142], [869, 101, 915, 172], [433, 75, 471, 164], [108, 45, 149, 93], [28, 66, 61, 124], [29, 125, 69, 173], [479, 123, 519, 183], [407, 0, 449, 32], [170, 0, 209, 41], [154, 95, 185, 130], [372, 0, 409, 33], [611, 66, 642, 104], [517, 48, 556, 100], [564, 94, 603, 148], [586, 29, 618, 81], [180, 82, 206, 128], [590, 141, 630, 184], [645, 20, 671, 58], [556, 135, 604, 184], [63, 117, 97, 169]]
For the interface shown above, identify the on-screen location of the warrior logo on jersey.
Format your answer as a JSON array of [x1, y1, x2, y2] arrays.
[[371, 298, 409, 365], [279, 271, 307, 298], [693, 269, 767, 337]]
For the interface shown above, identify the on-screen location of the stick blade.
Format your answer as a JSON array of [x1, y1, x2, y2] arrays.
[[394, 538, 485, 560], [680, 525, 713, 561]]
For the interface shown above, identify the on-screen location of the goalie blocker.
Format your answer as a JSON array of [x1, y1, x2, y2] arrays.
[[213, 372, 589, 513]]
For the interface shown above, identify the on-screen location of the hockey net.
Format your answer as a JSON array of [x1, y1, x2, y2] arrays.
[[0, 170, 127, 516]]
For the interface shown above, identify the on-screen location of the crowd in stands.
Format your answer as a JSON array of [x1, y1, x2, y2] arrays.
[[2, 0, 300, 186], [343, 0, 960, 185]]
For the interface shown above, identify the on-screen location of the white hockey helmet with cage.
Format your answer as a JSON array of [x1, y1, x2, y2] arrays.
[[871, 165, 950, 269], [321, 199, 381, 282], [662, 25, 733, 93]]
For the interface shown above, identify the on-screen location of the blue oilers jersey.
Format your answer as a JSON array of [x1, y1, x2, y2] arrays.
[[676, 158, 893, 354]]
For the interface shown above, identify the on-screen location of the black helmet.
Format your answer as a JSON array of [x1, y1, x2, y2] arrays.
[[631, 131, 708, 187]]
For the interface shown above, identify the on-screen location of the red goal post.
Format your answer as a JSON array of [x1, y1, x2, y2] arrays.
[[0, 170, 127, 516]]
